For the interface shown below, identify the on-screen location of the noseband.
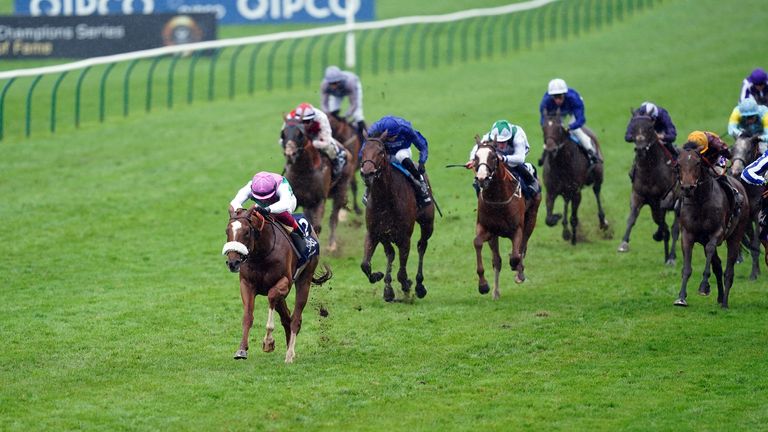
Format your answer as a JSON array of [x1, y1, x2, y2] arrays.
[[223, 213, 267, 260], [361, 137, 387, 179]]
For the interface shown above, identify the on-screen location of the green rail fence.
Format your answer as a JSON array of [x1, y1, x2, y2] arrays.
[[0, 0, 660, 141]]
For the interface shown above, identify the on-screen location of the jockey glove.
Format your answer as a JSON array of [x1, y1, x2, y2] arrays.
[[256, 206, 271, 216], [418, 163, 426, 174]]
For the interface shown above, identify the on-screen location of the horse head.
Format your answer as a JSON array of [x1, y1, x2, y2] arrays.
[[627, 109, 657, 152], [729, 136, 758, 176], [222, 207, 267, 273], [678, 144, 707, 198], [282, 117, 308, 164], [473, 140, 501, 190], [541, 109, 568, 158], [360, 130, 389, 185]]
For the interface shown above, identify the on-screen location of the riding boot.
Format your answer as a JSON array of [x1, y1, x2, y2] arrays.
[[290, 229, 308, 261], [515, 164, 539, 199], [400, 158, 432, 206], [332, 147, 346, 180], [717, 176, 743, 220], [362, 187, 369, 206], [665, 142, 679, 160]]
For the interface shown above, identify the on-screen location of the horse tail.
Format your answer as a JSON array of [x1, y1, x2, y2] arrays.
[[312, 263, 333, 285]]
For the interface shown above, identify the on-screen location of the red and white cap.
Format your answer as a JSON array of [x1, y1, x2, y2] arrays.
[[294, 102, 316, 121]]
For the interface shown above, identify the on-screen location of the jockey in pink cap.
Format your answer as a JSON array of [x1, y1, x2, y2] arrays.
[[229, 171, 307, 258]]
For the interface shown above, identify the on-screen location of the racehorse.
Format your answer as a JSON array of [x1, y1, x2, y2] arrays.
[[617, 110, 679, 265], [472, 140, 541, 299], [282, 117, 354, 252], [359, 131, 435, 302], [675, 146, 749, 308], [729, 135, 764, 279], [541, 110, 609, 244], [327, 113, 363, 215], [223, 207, 331, 362]]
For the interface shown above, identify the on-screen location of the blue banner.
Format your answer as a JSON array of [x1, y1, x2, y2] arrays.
[[14, 0, 375, 25]]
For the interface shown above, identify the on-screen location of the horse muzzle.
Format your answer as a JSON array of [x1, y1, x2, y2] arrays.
[[680, 182, 697, 197], [226, 253, 244, 273]]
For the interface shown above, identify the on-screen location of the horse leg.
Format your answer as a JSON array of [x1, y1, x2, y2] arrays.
[[395, 238, 413, 295], [360, 232, 383, 283], [593, 181, 609, 230], [511, 226, 526, 284], [710, 251, 724, 305], [748, 219, 761, 280], [327, 187, 347, 253], [561, 198, 570, 240], [521, 194, 541, 258], [618, 192, 643, 253], [474, 226, 492, 295], [263, 276, 290, 353], [675, 230, 694, 306], [723, 237, 742, 309], [569, 192, 582, 245], [285, 270, 312, 363], [415, 216, 434, 299], [234, 281, 255, 359], [350, 174, 363, 215], [763, 238, 768, 270], [698, 238, 718, 297], [382, 242, 396, 302], [489, 236, 502, 299], [650, 204, 671, 264], [667, 211, 680, 266], [545, 191, 562, 227]]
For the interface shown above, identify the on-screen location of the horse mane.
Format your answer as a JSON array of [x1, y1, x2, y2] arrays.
[[682, 142, 699, 151]]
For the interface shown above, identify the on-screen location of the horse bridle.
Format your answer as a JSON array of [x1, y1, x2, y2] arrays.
[[678, 150, 713, 190], [283, 121, 308, 158], [360, 136, 387, 180], [630, 114, 657, 151], [542, 117, 568, 156], [474, 143, 501, 185], [226, 212, 269, 261], [731, 137, 758, 168]]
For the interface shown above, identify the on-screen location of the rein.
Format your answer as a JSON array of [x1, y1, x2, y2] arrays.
[[476, 147, 520, 205]]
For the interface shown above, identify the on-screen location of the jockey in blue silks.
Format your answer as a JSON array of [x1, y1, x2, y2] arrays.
[[741, 149, 768, 241], [539, 78, 600, 167], [362, 115, 432, 206]]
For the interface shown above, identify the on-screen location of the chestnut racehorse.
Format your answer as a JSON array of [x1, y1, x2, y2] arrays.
[[359, 132, 435, 302], [676, 146, 749, 308], [472, 140, 541, 299], [282, 117, 354, 251], [328, 113, 363, 215], [223, 207, 331, 362]]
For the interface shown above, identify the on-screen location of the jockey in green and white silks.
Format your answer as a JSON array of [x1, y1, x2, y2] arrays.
[[467, 120, 539, 199]]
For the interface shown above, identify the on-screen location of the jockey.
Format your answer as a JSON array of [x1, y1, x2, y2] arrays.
[[362, 115, 432, 206], [539, 78, 600, 167], [229, 171, 308, 259], [727, 97, 768, 153], [466, 120, 539, 199], [686, 131, 743, 212], [739, 67, 768, 106], [292, 102, 347, 180], [740, 149, 768, 241], [625, 101, 679, 158], [320, 65, 367, 146]]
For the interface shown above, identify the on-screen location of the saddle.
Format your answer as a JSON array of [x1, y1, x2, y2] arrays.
[[276, 214, 320, 272]]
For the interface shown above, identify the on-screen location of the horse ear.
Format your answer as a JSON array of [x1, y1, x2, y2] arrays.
[[629, 107, 635, 115], [380, 130, 389, 141], [228, 206, 237, 218], [362, 129, 369, 140], [474, 134, 482, 145]]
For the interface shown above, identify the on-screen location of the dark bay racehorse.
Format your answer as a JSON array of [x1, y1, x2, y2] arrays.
[[472, 140, 541, 299], [282, 117, 354, 252], [541, 110, 609, 244], [328, 113, 363, 215], [729, 135, 764, 280], [676, 146, 749, 308], [618, 111, 679, 265], [359, 132, 435, 302], [223, 207, 331, 362]]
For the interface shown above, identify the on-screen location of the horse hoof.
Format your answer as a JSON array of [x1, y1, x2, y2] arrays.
[[750, 273, 758, 281], [370, 272, 384, 283], [673, 298, 688, 307], [492, 291, 500, 300], [665, 258, 676, 267], [284, 351, 295, 364], [563, 231, 572, 241], [617, 241, 630, 253], [415, 284, 427, 298], [545, 215, 561, 227], [698, 285, 710, 296], [233, 349, 248, 360], [478, 283, 490, 295], [354, 206, 363, 215], [262, 338, 275, 353], [401, 279, 412, 293], [327, 242, 338, 253], [652, 231, 663, 242], [515, 274, 525, 284], [383, 287, 395, 302]]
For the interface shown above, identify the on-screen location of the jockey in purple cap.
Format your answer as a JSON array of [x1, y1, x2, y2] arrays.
[[740, 68, 768, 106], [362, 115, 431, 206], [229, 171, 307, 258]]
